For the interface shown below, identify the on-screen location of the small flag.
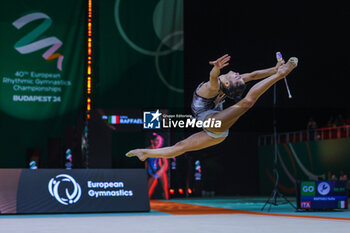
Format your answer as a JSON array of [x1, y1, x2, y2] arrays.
[[108, 115, 116, 124], [338, 201, 345, 209], [108, 115, 120, 124]]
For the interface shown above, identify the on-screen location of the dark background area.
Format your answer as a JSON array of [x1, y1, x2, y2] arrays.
[[180, 0, 350, 195]]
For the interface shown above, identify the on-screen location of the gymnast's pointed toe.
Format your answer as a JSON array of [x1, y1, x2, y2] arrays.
[[288, 57, 298, 66]]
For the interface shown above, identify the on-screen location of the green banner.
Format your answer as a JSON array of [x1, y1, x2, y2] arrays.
[[95, 0, 184, 109], [0, 0, 85, 167], [258, 138, 350, 195], [0, 0, 84, 120]]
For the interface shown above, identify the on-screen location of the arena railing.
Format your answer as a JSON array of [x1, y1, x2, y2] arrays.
[[258, 125, 350, 146]]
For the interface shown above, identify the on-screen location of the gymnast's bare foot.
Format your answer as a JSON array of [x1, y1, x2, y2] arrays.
[[126, 149, 148, 161], [277, 57, 298, 78]]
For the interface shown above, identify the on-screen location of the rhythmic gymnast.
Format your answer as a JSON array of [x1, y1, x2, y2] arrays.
[[126, 54, 298, 161], [145, 133, 169, 200]]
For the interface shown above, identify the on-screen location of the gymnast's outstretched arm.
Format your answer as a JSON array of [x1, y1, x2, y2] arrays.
[[241, 59, 284, 82], [200, 54, 231, 98]]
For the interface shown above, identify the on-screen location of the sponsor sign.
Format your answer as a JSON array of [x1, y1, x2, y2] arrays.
[[0, 169, 149, 214]]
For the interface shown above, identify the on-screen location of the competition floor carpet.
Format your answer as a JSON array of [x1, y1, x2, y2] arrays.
[[1, 197, 350, 233]]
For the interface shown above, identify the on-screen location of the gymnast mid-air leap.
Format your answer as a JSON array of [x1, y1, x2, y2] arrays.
[[126, 54, 298, 161]]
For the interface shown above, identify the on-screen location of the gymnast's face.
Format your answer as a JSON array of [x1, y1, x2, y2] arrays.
[[219, 71, 246, 99], [221, 71, 245, 89]]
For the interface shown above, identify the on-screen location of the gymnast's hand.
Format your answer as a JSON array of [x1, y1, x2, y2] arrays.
[[209, 54, 231, 69], [275, 58, 285, 72]]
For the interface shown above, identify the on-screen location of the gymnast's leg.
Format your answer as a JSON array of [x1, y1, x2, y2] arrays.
[[126, 131, 225, 161]]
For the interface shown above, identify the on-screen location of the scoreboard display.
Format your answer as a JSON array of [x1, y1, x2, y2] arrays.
[[297, 180, 348, 210]]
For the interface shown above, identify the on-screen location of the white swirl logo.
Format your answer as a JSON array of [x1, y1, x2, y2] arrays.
[[114, 0, 184, 93], [48, 174, 82, 205]]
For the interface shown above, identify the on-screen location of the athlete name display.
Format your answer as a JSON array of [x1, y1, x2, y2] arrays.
[[0, 169, 149, 214], [297, 180, 348, 210]]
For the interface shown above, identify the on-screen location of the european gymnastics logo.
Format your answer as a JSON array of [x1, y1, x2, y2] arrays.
[[12, 12, 64, 71], [48, 174, 81, 205]]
